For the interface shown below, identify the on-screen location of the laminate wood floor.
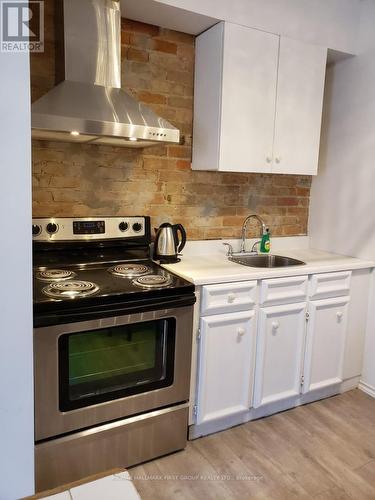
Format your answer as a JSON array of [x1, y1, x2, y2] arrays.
[[130, 390, 375, 500]]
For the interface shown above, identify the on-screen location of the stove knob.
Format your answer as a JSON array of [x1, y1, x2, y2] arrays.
[[132, 222, 142, 233], [119, 221, 129, 232], [46, 222, 58, 234], [32, 224, 41, 236]]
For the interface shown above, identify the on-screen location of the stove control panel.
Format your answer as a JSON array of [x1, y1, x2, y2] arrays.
[[32, 217, 149, 242], [73, 220, 105, 235]]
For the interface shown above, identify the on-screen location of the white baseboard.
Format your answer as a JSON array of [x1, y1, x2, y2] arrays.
[[358, 381, 375, 398], [340, 375, 360, 392]]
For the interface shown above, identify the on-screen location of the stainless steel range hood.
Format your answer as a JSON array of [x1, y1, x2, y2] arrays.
[[31, 0, 180, 147]]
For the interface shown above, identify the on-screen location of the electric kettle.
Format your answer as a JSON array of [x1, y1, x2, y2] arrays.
[[153, 223, 187, 263]]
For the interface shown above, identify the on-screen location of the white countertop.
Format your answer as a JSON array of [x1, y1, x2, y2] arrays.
[[162, 248, 375, 285]]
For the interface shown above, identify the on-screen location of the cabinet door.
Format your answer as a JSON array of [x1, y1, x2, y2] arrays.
[[196, 311, 256, 425], [303, 297, 349, 393], [253, 303, 306, 408], [219, 23, 279, 173], [192, 22, 224, 171], [272, 37, 327, 175]]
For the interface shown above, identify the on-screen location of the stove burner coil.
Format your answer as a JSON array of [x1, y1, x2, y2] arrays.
[[36, 269, 76, 282], [133, 274, 173, 289], [108, 263, 150, 278], [42, 280, 99, 299]]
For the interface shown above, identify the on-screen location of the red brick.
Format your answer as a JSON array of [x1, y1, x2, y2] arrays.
[[183, 86, 193, 97], [149, 193, 165, 204], [157, 29, 194, 45], [296, 187, 310, 197], [175, 160, 191, 171], [281, 225, 304, 235], [166, 70, 193, 86], [167, 96, 193, 109], [269, 186, 297, 196], [273, 176, 297, 187], [167, 146, 191, 159], [277, 197, 299, 206], [137, 91, 166, 105], [177, 44, 195, 62], [222, 216, 245, 227], [32, 190, 53, 202], [144, 144, 168, 157], [159, 171, 191, 183], [126, 48, 149, 62], [175, 108, 193, 124], [49, 177, 81, 188], [143, 158, 172, 170], [221, 173, 249, 185], [152, 39, 178, 54], [297, 177, 312, 187], [129, 33, 151, 49], [150, 80, 185, 96], [121, 31, 131, 45], [121, 19, 159, 36], [188, 227, 206, 240], [299, 198, 310, 207], [287, 207, 308, 216]]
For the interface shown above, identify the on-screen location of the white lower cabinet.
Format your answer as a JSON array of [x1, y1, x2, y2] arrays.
[[193, 272, 358, 436], [303, 297, 349, 393], [253, 303, 307, 408], [196, 310, 256, 425]]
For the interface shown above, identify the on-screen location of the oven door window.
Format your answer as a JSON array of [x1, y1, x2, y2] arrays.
[[59, 318, 175, 411]]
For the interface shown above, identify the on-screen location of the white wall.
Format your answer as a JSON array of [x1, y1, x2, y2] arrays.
[[309, 0, 375, 393], [153, 0, 360, 53], [0, 51, 34, 498]]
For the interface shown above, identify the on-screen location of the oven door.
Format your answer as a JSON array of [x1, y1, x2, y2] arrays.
[[34, 305, 193, 441]]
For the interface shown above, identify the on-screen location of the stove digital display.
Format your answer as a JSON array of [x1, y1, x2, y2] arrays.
[[73, 220, 105, 235]]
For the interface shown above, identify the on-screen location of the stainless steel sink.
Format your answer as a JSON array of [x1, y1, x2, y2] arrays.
[[229, 254, 306, 268]]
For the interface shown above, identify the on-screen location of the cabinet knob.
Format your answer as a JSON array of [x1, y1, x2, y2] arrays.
[[272, 321, 280, 331], [336, 311, 343, 321], [266, 157, 272, 164], [237, 327, 246, 337], [275, 157, 281, 164], [227, 293, 236, 303]]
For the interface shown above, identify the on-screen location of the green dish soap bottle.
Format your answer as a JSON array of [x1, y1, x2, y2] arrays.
[[260, 228, 271, 253]]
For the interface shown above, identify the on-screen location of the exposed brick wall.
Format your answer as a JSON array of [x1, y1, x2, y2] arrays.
[[31, 7, 311, 240]]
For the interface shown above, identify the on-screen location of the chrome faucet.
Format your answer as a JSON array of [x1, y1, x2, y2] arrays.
[[240, 214, 267, 253]]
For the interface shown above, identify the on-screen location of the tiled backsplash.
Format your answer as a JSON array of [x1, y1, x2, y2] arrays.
[[31, 6, 311, 240]]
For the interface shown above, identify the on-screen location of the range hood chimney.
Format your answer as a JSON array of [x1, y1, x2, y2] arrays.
[[31, 0, 180, 147]]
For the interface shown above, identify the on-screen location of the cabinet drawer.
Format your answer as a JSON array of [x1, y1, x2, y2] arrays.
[[201, 281, 257, 315], [309, 271, 351, 300], [260, 275, 308, 307]]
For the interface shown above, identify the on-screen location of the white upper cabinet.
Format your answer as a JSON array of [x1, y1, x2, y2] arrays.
[[219, 23, 279, 173], [272, 37, 327, 175], [192, 22, 327, 175]]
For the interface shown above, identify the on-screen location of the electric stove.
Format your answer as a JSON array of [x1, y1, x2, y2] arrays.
[[32, 216, 195, 491]]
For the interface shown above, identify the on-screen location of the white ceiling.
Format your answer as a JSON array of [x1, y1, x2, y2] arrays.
[[120, 0, 218, 35], [120, 0, 350, 64]]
